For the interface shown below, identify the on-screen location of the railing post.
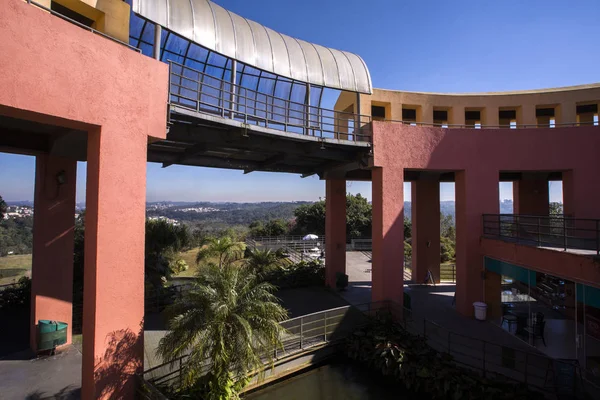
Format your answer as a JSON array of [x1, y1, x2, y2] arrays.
[[153, 24, 162, 60], [537, 217, 541, 246], [324, 313, 328, 342], [524, 352, 528, 384], [482, 341, 486, 377], [300, 317, 304, 350], [563, 217, 567, 251], [596, 220, 599, 255], [516, 215, 520, 240]]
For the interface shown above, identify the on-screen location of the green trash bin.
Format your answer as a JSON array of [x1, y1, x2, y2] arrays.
[[37, 320, 68, 352]]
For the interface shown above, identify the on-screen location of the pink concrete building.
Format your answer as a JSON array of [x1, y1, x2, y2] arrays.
[[1, 0, 599, 397]]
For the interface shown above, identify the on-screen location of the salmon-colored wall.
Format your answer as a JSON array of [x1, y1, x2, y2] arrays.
[[411, 180, 440, 283], [325, 179, 346, 287], [371, 167, 404, 305], [0, 0, 168, 398], [513, 179, 549, 216], [481, 238, 600, 289], [371, 122, 600, 315], [31, 155, 77, 349]]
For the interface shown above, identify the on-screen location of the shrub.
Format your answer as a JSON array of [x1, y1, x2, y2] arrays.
[[0, 276, 31, 310], [263, 260, 325, 289], [347, 317, 543, 400]]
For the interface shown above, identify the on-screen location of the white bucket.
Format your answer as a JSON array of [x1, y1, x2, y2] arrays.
[[473, 302, 487, 321]]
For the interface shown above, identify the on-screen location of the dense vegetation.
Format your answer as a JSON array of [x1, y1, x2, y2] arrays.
[[347, 316, 543, 400], [0, 216, 33, 256], [157, 237, 289, 400]]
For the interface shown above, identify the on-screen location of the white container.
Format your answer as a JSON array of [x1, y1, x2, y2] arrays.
[[473, 302, 487, 321]]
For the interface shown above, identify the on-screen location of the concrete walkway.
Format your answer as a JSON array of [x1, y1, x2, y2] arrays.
[[338, 251, 544, 356], [0, 346, 82, 400]]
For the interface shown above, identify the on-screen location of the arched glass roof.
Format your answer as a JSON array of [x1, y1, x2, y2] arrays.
[[131, 0, 372, 94]]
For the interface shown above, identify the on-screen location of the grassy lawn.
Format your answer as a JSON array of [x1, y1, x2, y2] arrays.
[[174, 247, 200, 278], [0, 254, 32, 285]]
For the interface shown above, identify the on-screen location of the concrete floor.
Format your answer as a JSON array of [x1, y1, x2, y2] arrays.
[[0, 346, 82, 400]]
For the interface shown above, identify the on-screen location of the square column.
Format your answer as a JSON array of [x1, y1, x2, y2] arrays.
[[30, 155, 77, 350], [372, 167, 404, 304], [563, 169, 600, 218], [325, 179, 346, 288], [513, 178, 549, 216], [455, 169, 498, 316], [484, 269, 502, 319], [411, 180, 440, 283], [82, 127, 148, 399]]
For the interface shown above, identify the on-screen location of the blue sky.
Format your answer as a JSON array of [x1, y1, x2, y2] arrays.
[[2, 0, 599, 203]]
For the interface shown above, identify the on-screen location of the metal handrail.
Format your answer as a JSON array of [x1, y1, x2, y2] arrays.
[[168, 61, 372, 142], [26, 0, 141, 53], [482, 213, 600, 254], [380, 119, 598, 129]]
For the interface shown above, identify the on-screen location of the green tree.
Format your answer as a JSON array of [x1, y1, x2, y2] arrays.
[[157, 263, 288, 399], [346, 193, 371, 238], [248, 219, 289, 237], [244, 248, 285, 275], [145, 219, 192, 287], [549, 202, 563, 215], [404, 217, 412, 240], [292, 194, 373, 238], [196, 236, 246, 268], [440, 213, 456, 239], [293, 200, 326, 235], [0, 195, 7, 220]]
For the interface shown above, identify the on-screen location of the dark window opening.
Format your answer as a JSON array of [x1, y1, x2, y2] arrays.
[[536, 108, 555, 117], [465, 110, 480, 121], [371, 105, 386, 119], [577, 104, 598, 114], [433, 110, 448, 121], [402, 108, 417, 121], [51, 2, 95, 27], [499, 110, 517, 120]]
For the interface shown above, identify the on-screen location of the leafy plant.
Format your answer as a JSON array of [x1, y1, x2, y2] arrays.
[[346, 317, 544, 400], [157, 263, 288, 399]]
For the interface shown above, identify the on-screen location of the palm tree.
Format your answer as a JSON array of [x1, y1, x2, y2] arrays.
[[157, 263, 288, 399], [244, 248, 286, 275], [196, 236, 246, 268]]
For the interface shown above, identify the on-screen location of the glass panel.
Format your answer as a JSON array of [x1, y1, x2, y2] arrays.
[[141, 22, 155, 46]]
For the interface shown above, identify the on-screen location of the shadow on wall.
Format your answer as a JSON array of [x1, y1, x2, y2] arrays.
[[93, 321, 144, 398]]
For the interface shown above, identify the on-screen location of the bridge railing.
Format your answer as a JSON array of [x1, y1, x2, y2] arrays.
[[168, 61, 372, 142], [483, 214, 600, 254]]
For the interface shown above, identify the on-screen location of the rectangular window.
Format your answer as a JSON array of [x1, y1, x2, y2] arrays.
[[576, 103, 598, 126], [402, 108, 417, 121], [371, 105, 386, 119]]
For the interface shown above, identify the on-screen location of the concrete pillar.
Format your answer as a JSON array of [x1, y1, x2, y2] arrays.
[[30, 155, 77, 351], [519, 104, 537, 127], [419, 104, 434, 125], [411, 180, 440, 283], [563, 169, 600, 219], [513, 178, 549, 215], [325, 179, 346, 288], [484, 106, 499, 127], [455, 169, 498, 316], [449, 106, 465, 126], [484, 269, 502, 319], [82, 127, 147, 399], [372, 167, 404, 304], [558, 102, 577, 126]]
